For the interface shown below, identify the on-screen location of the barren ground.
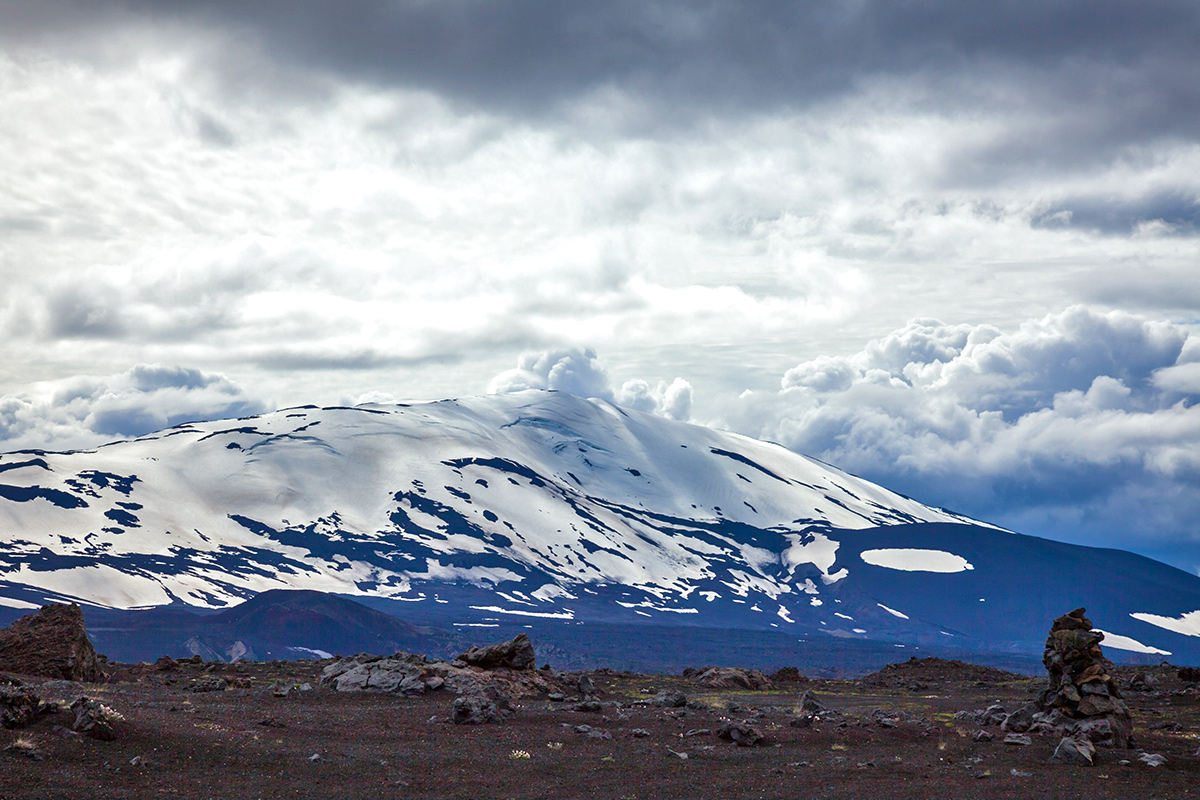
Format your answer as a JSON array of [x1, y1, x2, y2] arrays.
[[3, 658, 1199, 800]]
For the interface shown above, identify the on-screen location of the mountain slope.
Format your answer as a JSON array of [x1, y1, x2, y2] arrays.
[[1, 389, 1198, 664]]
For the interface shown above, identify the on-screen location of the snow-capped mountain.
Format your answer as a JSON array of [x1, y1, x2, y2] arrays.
[[2, 389, 1199, 664]]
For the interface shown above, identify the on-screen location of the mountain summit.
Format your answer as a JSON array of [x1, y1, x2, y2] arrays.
[[1, 390, 1198, 663]]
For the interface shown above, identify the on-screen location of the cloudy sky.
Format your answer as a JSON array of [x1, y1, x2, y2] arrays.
[[2, 2, 1199, 570]]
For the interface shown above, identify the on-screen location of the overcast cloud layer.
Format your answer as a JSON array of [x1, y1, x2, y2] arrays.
[[2, 2, 1199, 569]]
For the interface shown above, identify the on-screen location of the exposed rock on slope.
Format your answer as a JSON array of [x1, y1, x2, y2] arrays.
[[0, 604, 103, 682]]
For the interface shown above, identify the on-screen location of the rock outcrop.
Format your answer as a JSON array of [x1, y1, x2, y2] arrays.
[[682, 666, 772, 690], [456, 633, 535, 671], [0, 678, 50, 729], [0, 604, 103, 682], [1037, 607, 1132, 748]]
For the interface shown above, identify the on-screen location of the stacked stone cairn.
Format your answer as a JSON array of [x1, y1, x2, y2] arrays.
[[1037, 607, 1132, 749]]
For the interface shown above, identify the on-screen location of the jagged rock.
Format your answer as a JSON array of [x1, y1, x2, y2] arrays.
[[1003, 734, 1032, 746], [1138, 752, 1166, 767], [573, 700, 602, 713], [654, 690, 687, 708], [451, 686, 513, 725], [788, 713, 814, 729], [154, 656, 178, 672], [456, 633, 535, 671], [800, 690, 825, 713], [0, 604, 103, 682], [682, 666, 773, 690], [547, 692, 566, 702], [631, 728, 651, 738], [1038, 608, 1132, 748], [576, 675, 596, 695], [0, 685, 49, 729], [768, 666, 807, 683], [717, 723, 764, 747], [70, 696, 120, 741], [1051, 737, 1096, 765], [972, 729, 994, 742], [1001, 706, 1034, 733]]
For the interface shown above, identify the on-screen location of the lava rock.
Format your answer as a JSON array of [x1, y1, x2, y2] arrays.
[[1051, 737, 1096, 766], [71, 696, 120, 741], [0, 685, 49, 729], [450, 686, 513, 725], [0, 604, 103, 682], [654, 690, 687, 708], [457, 633, 535, 671], [717, 723, 764, 747]]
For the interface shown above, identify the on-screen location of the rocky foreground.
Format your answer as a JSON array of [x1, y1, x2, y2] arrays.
[[2, 606, 1200, 799]]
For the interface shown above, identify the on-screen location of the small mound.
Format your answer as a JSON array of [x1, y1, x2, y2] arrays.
[[862, 656, 1026, 687]]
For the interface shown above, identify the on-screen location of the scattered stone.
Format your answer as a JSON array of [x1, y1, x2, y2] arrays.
[[717, 723, 763, 747], [258, 717, 285, 728], [788, 713, 814, 729], [587, 729, 612, 740], [1003, 734, 1032, 746], [666, 748, 688, 760], [456, 633, 535, 671], [70, 696, 121, 741], [1051, 736, 1096, 765], [189, 677, 228, 693], [1177, 666, 1200, 682], [684, 728, 711, 738], [1138, 752, 1166, 767], [154, 656, 178, 672], [450, 686, 513, 725], [1011, 768, 1032, 777], [682, 666, 773, 690], [631, 728, 650, 738], [654, 690, 687, 708], [573, 700, 603, 713], [0, 603, 103, 682], [1037, 608, 1132, 748], [129, 755, 146, 767], [576, 675, 596, 695], [547, 692, 566, 702], [972, 729, 994, 742], [308, 753, 321, 762]]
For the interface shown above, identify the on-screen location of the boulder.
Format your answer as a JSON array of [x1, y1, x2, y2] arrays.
[[654, 690, 687, 708], [457, 633, 536, 671], [0, 604, 103, 682], [71, 696, 120, 740], [682, 666, 773, 690], [450, 686, 512, 725], [717, 723, 764, 747], [799, 689, 825, 714], [1051, 737, 1096, 766]]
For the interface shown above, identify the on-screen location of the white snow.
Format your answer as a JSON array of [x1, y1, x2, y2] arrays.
[[1094, 630, 1171, 656], [810, 598, 823, 606], [834, 612, 854, 621], [469, 605, 575, 619], [0, 597, 39, 610], [877, 603, 910, 620], [288, 646, 334, 659], [777, 605, 794, 623], [1129, 610, 1200, 638], [859, 548, 974, 573]]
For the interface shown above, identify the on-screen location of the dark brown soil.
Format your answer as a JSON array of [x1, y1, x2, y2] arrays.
[[3, 658, 1199, 799]]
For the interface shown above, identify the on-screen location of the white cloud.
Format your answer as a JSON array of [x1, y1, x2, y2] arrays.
[[0, 365, 269, 452], [721, 306, 1200, 554], [490, 349, 693, 421]]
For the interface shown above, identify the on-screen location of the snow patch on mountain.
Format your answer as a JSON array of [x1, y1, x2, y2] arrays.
[[860, 548, 974, 573]]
